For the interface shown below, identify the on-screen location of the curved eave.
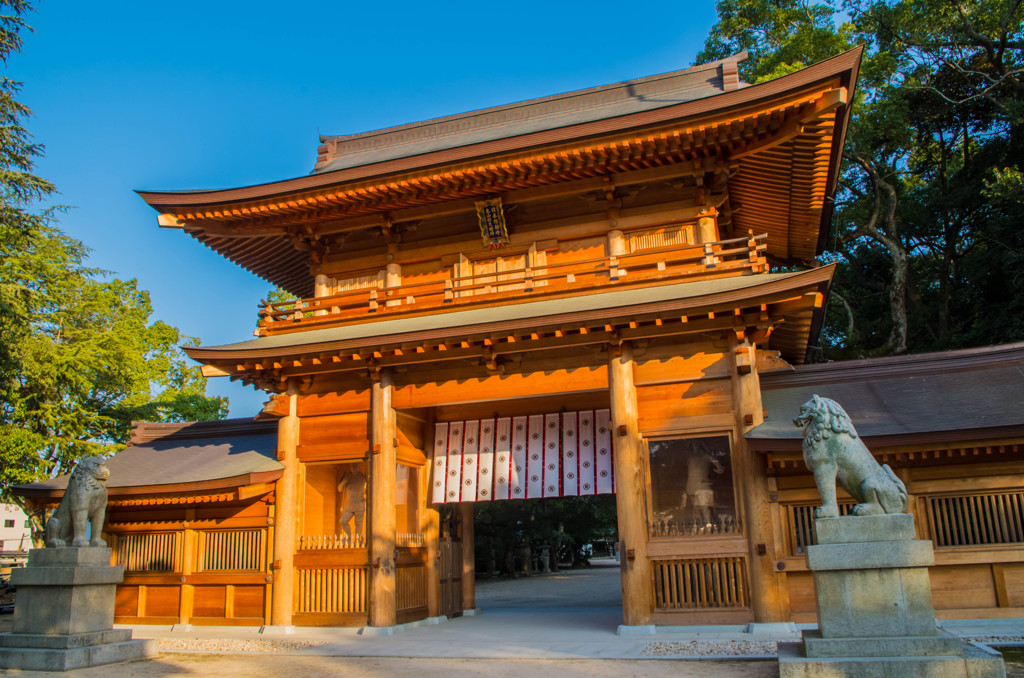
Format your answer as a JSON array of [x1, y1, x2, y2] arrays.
[[13, 470, 283, 500]]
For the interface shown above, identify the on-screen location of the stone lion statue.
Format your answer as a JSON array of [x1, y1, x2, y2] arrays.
[[793, 395, 908, 518], [45, 456, 110, 548]]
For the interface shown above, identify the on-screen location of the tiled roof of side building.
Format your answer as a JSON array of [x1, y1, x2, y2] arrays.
[[748, 342, 1024, 449], [14, 418, 283, 497], [313, 53, 746, 174]]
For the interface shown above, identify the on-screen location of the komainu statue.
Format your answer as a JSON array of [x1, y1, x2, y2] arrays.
[[45, 456, 110, 548], [793, 395, 908, 518]]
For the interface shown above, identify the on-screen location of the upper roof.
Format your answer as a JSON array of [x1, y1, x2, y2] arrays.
[[313, 54, 747, 173], [15, 419, 283, 499], [138, 49, 861, 297], [748, 342, 1024, 450]]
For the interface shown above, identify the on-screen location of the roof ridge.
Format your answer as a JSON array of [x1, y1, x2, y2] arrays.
[[129, 417, 277, 445], [317, 52, 749, 147]]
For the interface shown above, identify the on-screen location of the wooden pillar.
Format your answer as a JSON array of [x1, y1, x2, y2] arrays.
[[369, 369, 397, 627], [419, 430, 441, 618], [459, 502, 475, 612], [178, 508, 196, 626], [608, 341, 654, 625], [270, 382, 300, 626], [730, 338, 787, 622]]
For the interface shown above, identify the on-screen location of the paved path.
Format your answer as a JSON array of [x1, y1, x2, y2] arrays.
[[0, 655, 778, 678], [4, 559, 1024, 676], [475, 557, 623, 609]]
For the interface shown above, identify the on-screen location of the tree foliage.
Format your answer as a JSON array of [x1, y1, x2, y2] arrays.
[[700, 0, 1024, 358], [0, 2, 228, 517]]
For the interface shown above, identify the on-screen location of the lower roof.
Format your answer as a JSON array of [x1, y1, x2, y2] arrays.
[[15, 419, 282, 499], [748, 342, 1024, 451], [187, 267, 834, 366]]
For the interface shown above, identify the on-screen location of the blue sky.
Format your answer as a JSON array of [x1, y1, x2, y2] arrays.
[[12, 0, 721, 417]]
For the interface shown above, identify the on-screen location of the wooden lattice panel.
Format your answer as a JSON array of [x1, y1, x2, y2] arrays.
[[113, 532, 179, 573], [295, 568, 367, 613], [929, 492, 1024, 548], [199, 529, 265, 572], [653, 556, 749, 610]]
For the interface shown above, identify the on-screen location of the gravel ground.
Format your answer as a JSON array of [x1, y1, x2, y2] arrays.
[[641, 640, 778, 657], [156, 638, 326, 653]]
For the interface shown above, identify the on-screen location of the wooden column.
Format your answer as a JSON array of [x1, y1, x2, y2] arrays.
[[609, 341, 654, 625], [270, 382, 300, 626], [730, 339, 787, 622], [459, 502, 475, 612], [369, 369, 397, 627], [421, 419, 441, 618], [178, 508, 196, 626]]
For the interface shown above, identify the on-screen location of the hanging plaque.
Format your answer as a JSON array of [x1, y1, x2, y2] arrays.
[[475, 198, 510, 249]]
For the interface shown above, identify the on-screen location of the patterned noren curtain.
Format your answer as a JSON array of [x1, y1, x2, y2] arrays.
[[430, 410, 615, 503]]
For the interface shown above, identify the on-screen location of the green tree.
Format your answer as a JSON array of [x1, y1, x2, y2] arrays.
[[699, 0, 1024, 358], [0, 2, 228, 538]]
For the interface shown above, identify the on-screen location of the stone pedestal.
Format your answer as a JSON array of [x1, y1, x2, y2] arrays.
[[0, 548, 156, 671], [778, 514, 1005, 677]]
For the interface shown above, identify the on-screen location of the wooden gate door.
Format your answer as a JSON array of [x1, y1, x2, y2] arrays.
[[439, 538, 463, 618]]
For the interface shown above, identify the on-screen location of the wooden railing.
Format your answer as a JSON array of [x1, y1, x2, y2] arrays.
[[652, 556, 749, 609], [927, 491, 1024, 548], [257, 232, 768, 336], [298, 534, 366, 549]]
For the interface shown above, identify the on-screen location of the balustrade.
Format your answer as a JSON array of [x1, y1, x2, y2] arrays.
[[257, 232, 768, 336]]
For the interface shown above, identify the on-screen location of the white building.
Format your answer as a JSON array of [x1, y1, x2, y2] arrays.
[[0, 503, 31, 566]]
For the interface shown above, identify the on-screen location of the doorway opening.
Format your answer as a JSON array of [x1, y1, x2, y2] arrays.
[[471, 494, 622, 611]]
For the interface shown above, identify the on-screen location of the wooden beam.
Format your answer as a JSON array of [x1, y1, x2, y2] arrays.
[[200, 364, 232, 378]]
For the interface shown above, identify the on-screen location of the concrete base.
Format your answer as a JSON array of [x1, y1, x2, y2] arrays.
[[617, 624, 656, 636], [0, 630, 156, 671], [747, 622, 799, 636], [359, 625, 400, 636], [258, 625, 296, 635], [778, 640, 1005, 678], [0, 547, 155, 671], [777, 515, 1006, 677]]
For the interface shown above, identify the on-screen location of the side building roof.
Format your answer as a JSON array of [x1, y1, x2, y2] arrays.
[[14, 418, 283, 501], [747, 342, 1024, 451]]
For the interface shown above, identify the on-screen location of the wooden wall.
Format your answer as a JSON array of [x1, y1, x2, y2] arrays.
[[772, 457, 1024, 621], [105, 497, 273, 626]]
